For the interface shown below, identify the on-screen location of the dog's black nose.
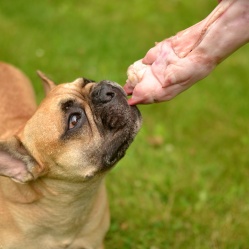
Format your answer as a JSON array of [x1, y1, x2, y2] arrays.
[[92, 83, 116, 104], [99, 84, 115, 103]]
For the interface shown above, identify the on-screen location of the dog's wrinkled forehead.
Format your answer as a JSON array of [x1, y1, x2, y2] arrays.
[[66, 77, 95, 89], [58, 78, 126, 97], [82, 77, 95, 85], [50, 78, 95, 98]]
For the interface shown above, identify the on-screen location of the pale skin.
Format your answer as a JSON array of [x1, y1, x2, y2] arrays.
[[124, 0, 249, 105]]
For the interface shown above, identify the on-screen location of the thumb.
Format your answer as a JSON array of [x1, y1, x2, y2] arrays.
[[142, 44, 161, 65], [156, 61, 192, 88]]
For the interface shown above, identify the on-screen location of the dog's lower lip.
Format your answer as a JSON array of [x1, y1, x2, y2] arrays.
[[103, 140, 128, 168]]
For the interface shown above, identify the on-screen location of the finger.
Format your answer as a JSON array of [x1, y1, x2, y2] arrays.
[[123, 82, 134, 95], [127, 97, 141, 105], [127, 73, 163, 105], [152, 81, 191, 102], [128, 78, 191, 104], [127, 95, 154, 105], [162, 57, 204, 88], [162, 63, 191, 87], [150, 42, 179, 86], [142, 45, 161, 65]]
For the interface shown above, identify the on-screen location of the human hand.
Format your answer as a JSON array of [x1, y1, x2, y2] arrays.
[[124, 38, 216, 105]]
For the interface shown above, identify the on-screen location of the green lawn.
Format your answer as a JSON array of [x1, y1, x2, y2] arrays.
[[1, 1, 249, 248]]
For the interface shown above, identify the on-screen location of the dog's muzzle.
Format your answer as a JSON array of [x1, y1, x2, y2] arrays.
[[90, 80, 141, 168]]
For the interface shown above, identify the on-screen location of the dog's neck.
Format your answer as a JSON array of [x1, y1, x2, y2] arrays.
[[0, 174, 107, 237]]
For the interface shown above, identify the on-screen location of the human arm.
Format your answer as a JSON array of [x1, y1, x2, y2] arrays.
[[124, 0, 249, 105]]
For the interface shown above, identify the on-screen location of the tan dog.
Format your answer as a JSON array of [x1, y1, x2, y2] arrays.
[[0, 62, 141, 249]]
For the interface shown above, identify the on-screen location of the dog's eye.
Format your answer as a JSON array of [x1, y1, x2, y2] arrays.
[[68, 113, 81, 130]]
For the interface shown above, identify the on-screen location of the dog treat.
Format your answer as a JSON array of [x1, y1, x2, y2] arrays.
[[126, 59, 149, 87]]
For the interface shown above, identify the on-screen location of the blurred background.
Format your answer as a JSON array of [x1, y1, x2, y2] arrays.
[[1, 0, 249, 248]]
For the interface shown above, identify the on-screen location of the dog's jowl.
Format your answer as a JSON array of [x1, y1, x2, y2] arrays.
[[0, 62, 142, 249]]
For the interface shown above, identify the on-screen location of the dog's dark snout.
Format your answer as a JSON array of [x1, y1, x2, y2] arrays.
[[93, 83, 116, 104]]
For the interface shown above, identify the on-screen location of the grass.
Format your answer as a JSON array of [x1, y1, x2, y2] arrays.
[[1, 0, 249, 248]]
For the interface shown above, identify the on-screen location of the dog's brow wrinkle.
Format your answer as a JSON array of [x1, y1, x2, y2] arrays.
[[82, 78, 95, 88], [60, 99, 75, 111]]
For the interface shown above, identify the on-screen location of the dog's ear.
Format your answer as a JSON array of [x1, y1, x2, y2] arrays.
[[0, 136, 42, 183], [37, 70, 56, 95]]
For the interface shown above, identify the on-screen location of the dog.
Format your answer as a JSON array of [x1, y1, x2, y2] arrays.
[[0, 62, 142, 249]]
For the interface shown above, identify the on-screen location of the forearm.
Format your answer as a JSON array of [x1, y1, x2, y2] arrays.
[[197, 0, 249, 64], [172, 0, 249, 63]]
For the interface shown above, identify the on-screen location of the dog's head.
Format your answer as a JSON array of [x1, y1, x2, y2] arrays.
[[0, 74, 142, 183]]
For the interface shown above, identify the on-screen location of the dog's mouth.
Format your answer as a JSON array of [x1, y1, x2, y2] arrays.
[[102, 138, 131, 167], [91, 80, 142, 169]]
